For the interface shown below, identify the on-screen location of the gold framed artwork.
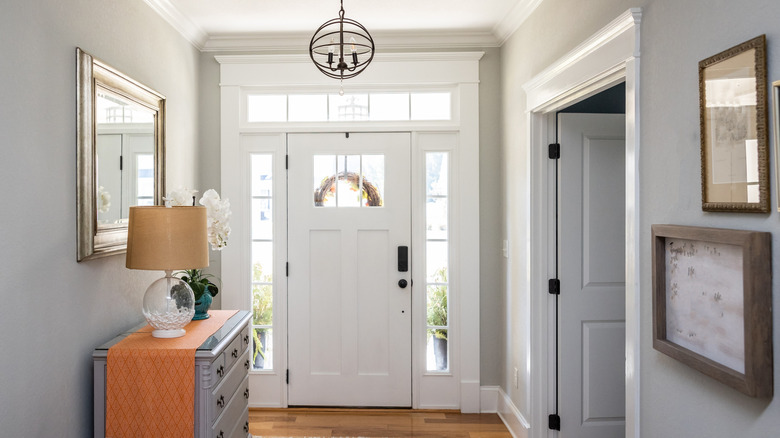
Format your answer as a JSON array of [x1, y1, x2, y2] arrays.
[[651, 224, 772, 397], [699, 35, 769, 213]]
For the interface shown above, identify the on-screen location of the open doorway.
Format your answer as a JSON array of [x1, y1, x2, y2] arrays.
[[551, 84, 627, 437], [523, 10, 641, 438]]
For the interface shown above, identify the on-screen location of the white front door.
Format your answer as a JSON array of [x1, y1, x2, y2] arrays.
[[558, 113, 626, 437], [287, 132, 412, 407]]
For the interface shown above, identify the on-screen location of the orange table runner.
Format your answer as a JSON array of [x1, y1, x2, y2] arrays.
[[106, 310, 239, 438]]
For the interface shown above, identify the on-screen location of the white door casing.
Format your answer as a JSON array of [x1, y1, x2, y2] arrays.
[[287, 133, 412, 407], [558, 113, 626, 437], [523, 9, 641, 438], [219, 52, 481, 410]]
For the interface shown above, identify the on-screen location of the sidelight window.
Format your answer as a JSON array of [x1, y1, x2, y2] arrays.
[[425, 152, 449, 371], [251, 154, 274, 370]]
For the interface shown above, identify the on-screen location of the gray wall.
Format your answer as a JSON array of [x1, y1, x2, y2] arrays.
[[197, 47, 505, 385], [502, 0, 780, 434], [0, 0, 201, 436]]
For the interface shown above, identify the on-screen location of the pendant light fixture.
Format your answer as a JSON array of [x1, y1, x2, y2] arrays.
[[309, 0, 375, 93]]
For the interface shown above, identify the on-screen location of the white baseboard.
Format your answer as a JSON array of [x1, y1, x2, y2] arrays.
[[480, 386, 500, 412], [481, 386, 529, 438]]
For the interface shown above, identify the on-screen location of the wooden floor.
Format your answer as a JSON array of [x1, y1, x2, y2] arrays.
[[248, 408, 513, 437]]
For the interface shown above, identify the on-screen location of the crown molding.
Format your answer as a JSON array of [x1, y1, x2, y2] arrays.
[[143, 0, 539, 52], [493, 0, 545, 45], [215, 51, 485, 65], [143, 0, 208, 49], [203, 30, 499, 53]]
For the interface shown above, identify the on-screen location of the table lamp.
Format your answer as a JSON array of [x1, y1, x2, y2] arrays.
[[126, 205, 209, 338]]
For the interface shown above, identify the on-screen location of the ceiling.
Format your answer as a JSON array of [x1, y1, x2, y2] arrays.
[[144, 0, 543, 51]]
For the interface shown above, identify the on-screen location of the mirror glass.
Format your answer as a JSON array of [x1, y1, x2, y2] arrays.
[[77, 48, 165, 261], [700, 36, 769, 212], [95, 86, 156, 225]]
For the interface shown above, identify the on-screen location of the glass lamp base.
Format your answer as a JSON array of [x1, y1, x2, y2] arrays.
[[142, 271, 195, 338], [152, 328, 187, 338]]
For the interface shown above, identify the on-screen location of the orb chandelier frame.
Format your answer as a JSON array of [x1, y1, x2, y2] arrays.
[[309, 0, 375, 81]]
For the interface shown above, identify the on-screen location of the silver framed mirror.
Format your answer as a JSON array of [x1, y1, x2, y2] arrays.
[[773, 80, 780, 212], [699, 35, 769, 213], [77, 48, 166, 261]]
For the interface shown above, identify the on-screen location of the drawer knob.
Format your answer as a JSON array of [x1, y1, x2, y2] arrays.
[[245, 359, 250, 370], [243, 334, 249, 345], [216, 394, 225, 408], [244, 388, 250, 399], [216, 365, 224, 377], [217, 431, 224, 438], [232, 348, 239, 358], [244, 421, 249, 433]]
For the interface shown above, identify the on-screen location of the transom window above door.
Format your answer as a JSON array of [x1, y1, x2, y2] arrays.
[[246, 91, 452, 123]]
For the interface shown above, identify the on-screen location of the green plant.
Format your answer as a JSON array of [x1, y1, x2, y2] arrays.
[[427, 267, 448, 340], [252, 262, 273, 361], [253, 329, 266, 362], [177, 269, 219, 301]]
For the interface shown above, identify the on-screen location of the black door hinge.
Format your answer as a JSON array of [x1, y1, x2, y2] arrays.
[[548, 414, 560, 430], [286, 369, 289, 384], [548, 143, 560, 159], [285, 154, 289, 169], [119, 155, 123, 171], [549, 278, 560, 295], [286, 262, 289, 277]]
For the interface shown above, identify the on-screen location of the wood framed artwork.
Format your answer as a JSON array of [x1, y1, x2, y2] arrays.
[[651, 224, 772, 397], [774, 80, 780, 211], [699, 35, 770, 213]]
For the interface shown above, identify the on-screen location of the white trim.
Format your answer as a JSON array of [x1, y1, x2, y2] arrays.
[[142, 0, 208, 49], [493, 0, 545, 46], [480, 386, 500, 413], [216, 53, 484, 88], [523, 9, 642, 112], [523, 8, 641, 438], [204, 31, 499, 53], [219, 53, 481, 412], [216, 52, 486, 65], [489, 386, 531, 438]]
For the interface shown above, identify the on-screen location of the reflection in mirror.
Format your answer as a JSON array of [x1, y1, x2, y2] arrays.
[[77, 48, 165, 261], [700, 35, 768, 212], [95, 87, 156, 225]]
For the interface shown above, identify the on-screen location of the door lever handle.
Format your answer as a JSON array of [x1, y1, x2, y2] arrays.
[[398, 246, 408, 272]]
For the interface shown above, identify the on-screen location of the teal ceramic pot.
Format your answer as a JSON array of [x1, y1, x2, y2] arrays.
[[192, 292, 212, 320]]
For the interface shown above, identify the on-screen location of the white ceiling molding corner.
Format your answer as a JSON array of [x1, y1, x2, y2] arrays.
[[202, 30, 499, 53], [142, 0, 209, 50], [493, 0, 545, 45]]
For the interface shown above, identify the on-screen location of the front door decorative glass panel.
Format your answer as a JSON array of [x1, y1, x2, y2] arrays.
[[313, 154, 385, 207]]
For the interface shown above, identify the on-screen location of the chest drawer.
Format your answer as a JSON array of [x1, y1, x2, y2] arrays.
[[210, 346, 250, 424], [211, 375, 249, 438], [223, 325, 247, 372]]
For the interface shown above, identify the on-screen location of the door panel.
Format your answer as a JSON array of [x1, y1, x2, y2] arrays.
[[559, 113, 626, 437], [288, 133, 411, 407]]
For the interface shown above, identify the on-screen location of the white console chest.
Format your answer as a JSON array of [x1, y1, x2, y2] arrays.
[[93, 310, 252, 438]]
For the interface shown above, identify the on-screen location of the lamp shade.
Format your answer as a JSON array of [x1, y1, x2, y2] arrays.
[[126, 206, 209, 271]]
